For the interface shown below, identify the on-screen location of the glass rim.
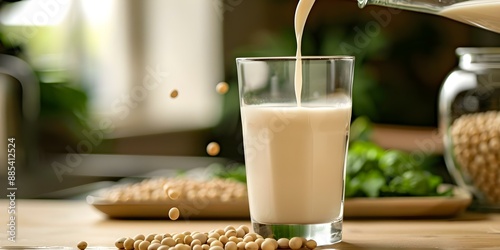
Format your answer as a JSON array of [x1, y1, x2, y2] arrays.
[[236, 56, 355, 62]]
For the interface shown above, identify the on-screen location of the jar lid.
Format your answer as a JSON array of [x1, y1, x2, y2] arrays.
[[456, 47, 500, 55], [456, 47, 500, 70]]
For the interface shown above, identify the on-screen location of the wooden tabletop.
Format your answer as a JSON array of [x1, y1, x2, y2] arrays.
[[1, 199, 500, 249]]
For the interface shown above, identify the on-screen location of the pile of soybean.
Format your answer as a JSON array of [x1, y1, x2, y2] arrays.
[[101, 178, 247, 204], [77, 225, 318, 250], [451, 111, 500, 203]]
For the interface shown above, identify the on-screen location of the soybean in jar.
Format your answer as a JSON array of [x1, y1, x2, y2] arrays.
[[439, 47, 500, 211]]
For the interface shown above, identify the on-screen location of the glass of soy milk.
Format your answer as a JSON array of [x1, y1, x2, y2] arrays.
[[236, 56, 354, 245]]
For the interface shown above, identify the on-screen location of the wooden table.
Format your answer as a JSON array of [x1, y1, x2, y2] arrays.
[[1, 199, 500, 249]]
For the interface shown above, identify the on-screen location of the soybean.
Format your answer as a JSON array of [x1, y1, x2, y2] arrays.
[[176, 244, 191, 250], [236, 241, 247, 250], [260, 238, 278, 250], [288, 237, 302, 250], [77, 241, 88, 250], [191, 239, 202, 247], [261, 240, 276, 250], [216, 82, 229, 94], [305, 240, 317, 249], [115, 237, 127, 249], [244, 242, 258, 250], [206, 142, 220, 156], [255, 238, 264, 247], [149, 243, 162, 250], [225, 241, 237, 250], [169, 207, 180, 220], [139, 241, 151, 250], [210, 240, 224, 248], [219, 236, 229, 245], [193, 233, 208, 243], [170, 89, 179, 98], [185, 235, 194, 245], [277, 238, 289, 249], [134, 240, 143, 250], [146, 234, 157, 242], [162, 237, 177, 247], [124, 238, 135, 250], [168, 188, 181, 200], [134, 234, 146, 241]]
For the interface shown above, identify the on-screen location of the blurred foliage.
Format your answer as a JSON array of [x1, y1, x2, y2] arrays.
[[349, 115, 373, 142], [210, 163, 247, 183], [37, 75, 89, 136], [176, 163, 247, 183], [346, 140, 451, 197], [346, 116, 452, 198], [0, 29, 90, 141], [0, 35, 22, 56]]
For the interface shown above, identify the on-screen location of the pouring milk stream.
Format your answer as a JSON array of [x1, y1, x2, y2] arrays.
[[294, 0, 316, 106]]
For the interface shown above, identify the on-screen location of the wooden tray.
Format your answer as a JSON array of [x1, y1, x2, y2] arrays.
[[87, 195, 250, 219], [344, 185, 472, 218], [88, 185, 471, 219]]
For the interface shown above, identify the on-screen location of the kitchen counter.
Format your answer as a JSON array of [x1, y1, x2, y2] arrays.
[[1, 199, 500, 249]]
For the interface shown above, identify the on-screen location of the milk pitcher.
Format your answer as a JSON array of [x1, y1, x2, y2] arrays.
[[358, 0, 500, 33]]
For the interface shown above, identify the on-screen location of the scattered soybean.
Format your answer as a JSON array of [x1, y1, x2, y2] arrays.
[[168, 207, 180, 220], [216, 82, 229, 94], [91, 225, 319, 250], [77, 241, 88, 250], [170, 89, 179, 98], [206, 142, 220, 156]]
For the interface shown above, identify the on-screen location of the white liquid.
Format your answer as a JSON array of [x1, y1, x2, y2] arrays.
[[241, 0, 351, 224], [440, 0, 500, 33], [294, 0, 316, 106], [241, 104, 351, 224]]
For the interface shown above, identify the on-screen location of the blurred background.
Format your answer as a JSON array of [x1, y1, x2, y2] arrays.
[[1, 0, 499, 198]]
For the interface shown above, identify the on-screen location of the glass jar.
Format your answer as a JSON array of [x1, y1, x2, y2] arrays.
[[439, 47, 500, 211]]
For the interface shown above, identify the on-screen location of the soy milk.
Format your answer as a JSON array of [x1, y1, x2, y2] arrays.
[[440, 0, 500, 33], [241, 104, 351, 224], [241, 0, 351, 224]]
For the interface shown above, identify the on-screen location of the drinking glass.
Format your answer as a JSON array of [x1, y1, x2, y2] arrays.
[[236, 56, 355, 245]]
